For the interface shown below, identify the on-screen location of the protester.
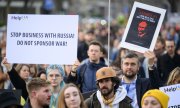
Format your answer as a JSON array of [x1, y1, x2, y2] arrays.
[[57, 83, 87, 108], [167, 27, 179, 45], [1, 58, 30, 100], [46, 65, 65, 108], [64, 65, 73, 77], [0, 68, 9, 89], [85, 67, 132, 108], [120, 51, 158, 108], [0, 46, 8, 89], [77, 29, 96, 62], [14, 64, 31, 82], [37, 70, 47, 80], [154, 37, 166, 57], [41, 0, 55, 14], [111, 48, 129, 69], [24, 78, 51, 108], [63, 64, 76, 83], [110, 64, 123, 79], [142, 37, 166, 78], [29, 64, 38, 78], [157, 39, 180, 84], [0, 90, 22, 108], [67, 41, 107, 93], [166, 67, 180, 85], [37, 64, 49, 73], [141, 89, 169, 108]]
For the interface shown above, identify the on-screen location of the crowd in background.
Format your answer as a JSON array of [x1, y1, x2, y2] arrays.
[[0, 1, 180, 107]]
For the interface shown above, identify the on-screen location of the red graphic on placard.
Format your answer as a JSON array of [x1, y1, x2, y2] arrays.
[[138, 21, 147, 38]]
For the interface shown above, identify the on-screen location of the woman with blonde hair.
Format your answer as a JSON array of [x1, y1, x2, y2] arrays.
[[57, 83, 87, 108], [166, 67, 180, 85]]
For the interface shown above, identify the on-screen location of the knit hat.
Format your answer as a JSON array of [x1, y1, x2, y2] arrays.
[[141, 89, 169, 108], [96, 67, 116, 81]]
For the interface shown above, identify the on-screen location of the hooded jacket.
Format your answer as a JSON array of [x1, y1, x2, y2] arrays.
[[68, 58, 106, 93], [85, 86, 132, 108]]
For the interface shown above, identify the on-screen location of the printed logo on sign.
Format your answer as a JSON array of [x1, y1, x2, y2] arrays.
[[163, 85, 180, 93], [11, 16, 28, 21]]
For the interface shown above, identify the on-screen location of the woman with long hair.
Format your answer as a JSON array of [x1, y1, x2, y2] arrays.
[[166, 67, 180, 85], [57, 83, 87, 108]]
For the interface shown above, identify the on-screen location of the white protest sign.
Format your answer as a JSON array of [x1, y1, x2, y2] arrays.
[[120, 2, 166, 53], [159, 84, 180, 108], [7, 14, 79, 64]]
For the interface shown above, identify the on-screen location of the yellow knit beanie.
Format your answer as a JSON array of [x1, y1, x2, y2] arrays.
[[141, 89, 169, 108]]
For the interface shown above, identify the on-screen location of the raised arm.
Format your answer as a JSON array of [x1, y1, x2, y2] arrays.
[[144, 51, 161, 88], [1, 57, 28, 100]]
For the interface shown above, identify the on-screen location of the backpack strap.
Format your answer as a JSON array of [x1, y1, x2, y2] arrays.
[[79, 64, 87, 91]]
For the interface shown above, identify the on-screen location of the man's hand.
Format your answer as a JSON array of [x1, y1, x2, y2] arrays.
[[71, 60, 80, 76], [144, 51, 156, 66]]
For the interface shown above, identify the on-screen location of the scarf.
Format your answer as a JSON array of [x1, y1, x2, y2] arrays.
[[102, 95, 115, 108]]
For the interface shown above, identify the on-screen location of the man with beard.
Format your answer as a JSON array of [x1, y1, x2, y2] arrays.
[[121, 51, 157, 108], [85, 67, 132, 108], [24, 78, 51, 108]]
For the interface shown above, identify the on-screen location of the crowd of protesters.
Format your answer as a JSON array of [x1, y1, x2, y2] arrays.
[[0, 11, 180, 108]]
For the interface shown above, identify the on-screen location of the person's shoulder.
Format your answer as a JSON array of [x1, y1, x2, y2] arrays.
[[119, 96, 133, 108], [78, 62, 87, 71], [137, 77, 150, 83], [139, 77, 149, 81], [122, 96, 132, 104], [85, 92, 97, 105], [175, 53, 180, 58], [160, 53, 169, 58]]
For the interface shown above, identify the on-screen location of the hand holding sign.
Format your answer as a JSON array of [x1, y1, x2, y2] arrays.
[[120, 2, 166, 53], [144, 51, 156, 66], [7, 15, 79, 64], [1, 57, 13, 72]]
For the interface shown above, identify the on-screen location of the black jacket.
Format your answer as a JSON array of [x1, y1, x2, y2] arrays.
[[85, 93, 132, 108], [120, 67, 159, 108], [157, 53, 180, 83], [134, 78, 152, 108], [8, 68, 28, 100], [24, 98, 49, 108]]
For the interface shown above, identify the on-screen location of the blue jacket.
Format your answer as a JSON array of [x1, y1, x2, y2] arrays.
[[68, 58, 106, 93]]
